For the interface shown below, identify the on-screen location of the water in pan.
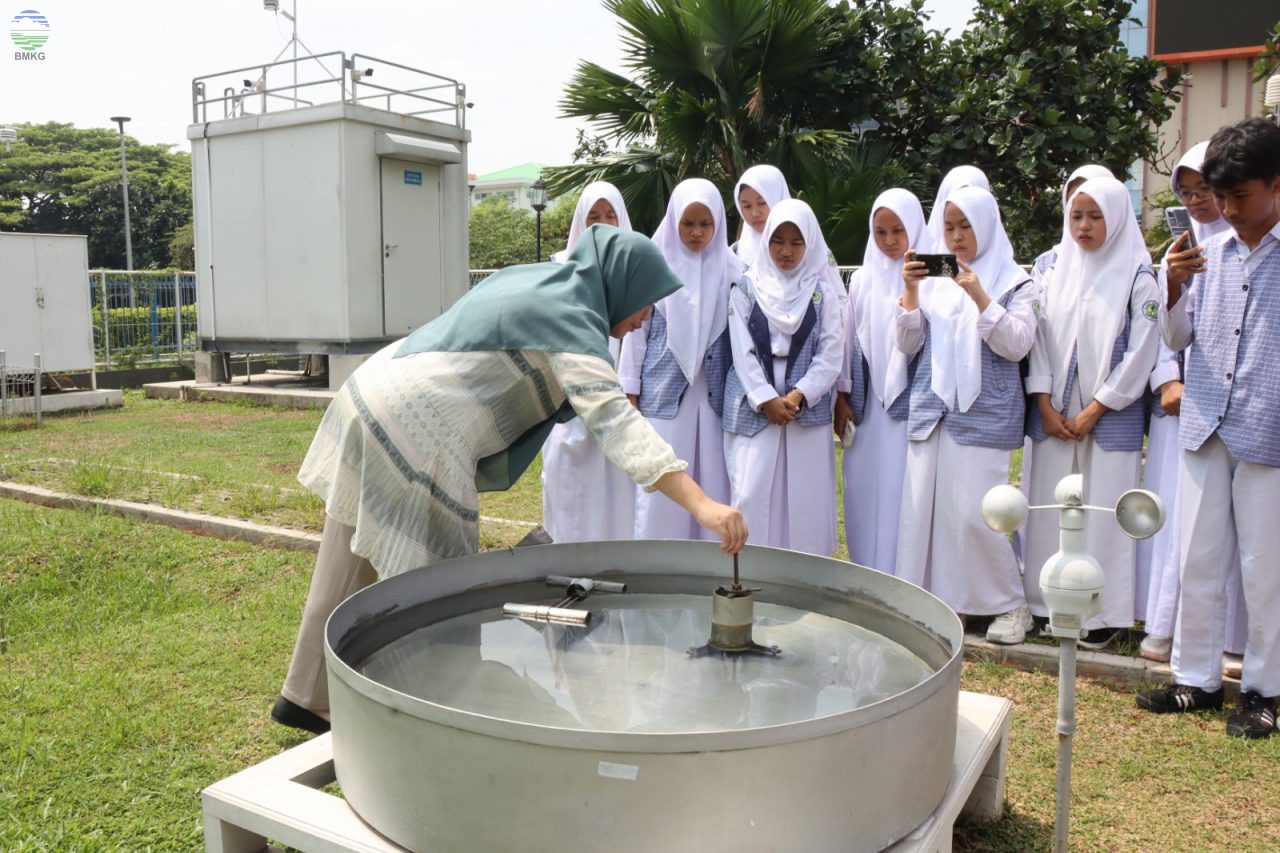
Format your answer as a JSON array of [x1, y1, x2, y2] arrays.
[[358, 594, 934, 733]]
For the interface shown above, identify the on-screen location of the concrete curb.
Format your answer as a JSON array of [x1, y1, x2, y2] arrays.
[[0, 481, 321, 552], [143, 379, 335, 411]]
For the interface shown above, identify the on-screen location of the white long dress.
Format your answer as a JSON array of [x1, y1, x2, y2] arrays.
[[1023, 276, 1161, 630], [893, 287, 1039, 616], [839, 271, 910, 574], [298, 344, 684, 579], [723, 278, 844, 555], [541, 337, 637, 542]]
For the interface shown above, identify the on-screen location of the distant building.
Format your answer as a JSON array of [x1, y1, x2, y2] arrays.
[[1137, 1, 1277, 223], [469, 162, 547, 210]]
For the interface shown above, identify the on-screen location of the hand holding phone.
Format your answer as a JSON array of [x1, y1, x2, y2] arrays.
[[1164, 207, 1206, 289], [912, 253, 960, 278], [1164, 206, 1197, 251]]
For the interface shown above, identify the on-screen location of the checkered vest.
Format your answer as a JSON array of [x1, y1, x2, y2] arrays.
[[1179, 235, 1280, 467], [907, 283, 1030, 450], [722, 280, 835, 437], [1027, 302, 1146, 452], [636, 308, 731, 420], [847, 324, 916, 424]]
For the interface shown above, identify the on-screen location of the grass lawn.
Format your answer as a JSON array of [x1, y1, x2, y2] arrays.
[[0, 392, 542, 550], [3, 395, 1276, 850]]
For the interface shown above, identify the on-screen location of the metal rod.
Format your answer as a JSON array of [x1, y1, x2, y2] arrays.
[[733, 553, 740, 590], [32, 352, 41, 428], [1054, 638, 1078, 853], [1, 349, 7, 417], [99, 271, 110, 369], [173, 271, 183, 362]]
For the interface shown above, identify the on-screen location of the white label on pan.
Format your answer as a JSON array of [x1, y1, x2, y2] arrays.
[[597, 761, 639, 781]]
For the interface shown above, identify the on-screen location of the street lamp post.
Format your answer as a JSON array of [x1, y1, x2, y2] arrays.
[[530, 178, 547, 262], [109, 116, 134, 271]]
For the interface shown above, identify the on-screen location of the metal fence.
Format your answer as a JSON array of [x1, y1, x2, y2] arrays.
[[89, 270, 197, 369], [79, 265, 938, 368], [0, 350, 43, 425]]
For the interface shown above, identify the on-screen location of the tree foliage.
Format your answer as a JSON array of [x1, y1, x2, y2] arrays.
[[0, 122, 193, 269], [545, 0, 863, 235], [468, 194, 578, 269], [885, 0, 1182, 258], [548, 0, 1182, 260]]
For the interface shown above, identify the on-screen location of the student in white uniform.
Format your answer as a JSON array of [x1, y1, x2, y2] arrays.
[[1030, 165, 1114, 285], [732, 165, 791, 266], [1023, 175, 1161, 650], [895, 186, 1041, 642], [618, 179, 741, 540], [542, 182, 638, 542], [722, 199, 844, 555], [1138, 118, 1280, 739], [1021, 165, 1114, 566], [926, 165, 990, 252], [834, 188, 926, 572], [1137, 142, 1247, 668]]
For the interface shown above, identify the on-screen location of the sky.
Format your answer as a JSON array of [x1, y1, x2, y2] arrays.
[[0, 0, 974, 175]]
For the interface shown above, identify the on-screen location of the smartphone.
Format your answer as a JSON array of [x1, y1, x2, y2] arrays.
[[1164, 206, 1197, 250], [913, 253, 960, 278]]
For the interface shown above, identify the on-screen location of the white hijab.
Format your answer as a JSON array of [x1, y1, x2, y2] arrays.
[[919, 185, 1027, 412], [856, 188, 925, 407], [1043, 176, 1152, 410], [927, 165, 990, 252], [1046, 165, 1114, 261], [733, 165, 792, 266], [651, 178, 743, 382], [554, 182, 632, 262], [750, 198, 833, 335], [1171, 142, 1230, 244]]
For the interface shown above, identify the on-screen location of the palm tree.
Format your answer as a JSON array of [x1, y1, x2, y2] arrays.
[[544, 0, 863, 236]]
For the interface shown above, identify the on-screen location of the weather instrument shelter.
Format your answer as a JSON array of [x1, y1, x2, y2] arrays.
[[188, 52, 470, 367], [0, 233, 95, 374]]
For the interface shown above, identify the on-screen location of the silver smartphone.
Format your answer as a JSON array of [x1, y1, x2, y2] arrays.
[[1164, 206, 1197, 250]]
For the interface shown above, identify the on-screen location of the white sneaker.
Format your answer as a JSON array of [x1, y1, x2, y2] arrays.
[[1139, 635, 1172, 662], [986, 605, 1034, 645]]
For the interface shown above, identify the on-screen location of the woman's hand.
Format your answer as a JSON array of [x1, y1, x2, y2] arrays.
[[1159, 380, 1183, 417], [1037, 394, 1073, 441], [692, 499, 749, 555], [761, 396, 798, 426], [833, 394, 855, 438], [626, 393, 640, 410], [1065, 400, 1108, 441], [954, 259, 991, 313], [1165, 231, 1206, 291], [653, 471, 747, 554], [901, 251, 927, 311]]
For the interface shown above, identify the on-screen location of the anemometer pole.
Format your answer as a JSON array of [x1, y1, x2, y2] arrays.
[[982, 476, 1165, 853]]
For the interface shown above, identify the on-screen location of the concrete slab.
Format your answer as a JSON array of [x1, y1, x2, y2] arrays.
[[144, 373, 336, 410], [2, 388, 123, 416]]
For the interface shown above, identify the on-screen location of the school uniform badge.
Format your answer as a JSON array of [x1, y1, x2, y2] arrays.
[[813, 289, 822, 304], [1143, 300, 1159, 321], [1032, 299, 1041, 318]]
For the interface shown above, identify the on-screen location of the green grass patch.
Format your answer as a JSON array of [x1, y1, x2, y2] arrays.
[[0, 391, 544, 545]]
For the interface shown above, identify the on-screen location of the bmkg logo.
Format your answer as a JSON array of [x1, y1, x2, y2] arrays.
[[11, 9, 49, 60]]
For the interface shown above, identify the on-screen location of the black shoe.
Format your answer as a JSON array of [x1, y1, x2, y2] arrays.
[[1136, 683, 1224, 714], [1226, 691, 1276, 740], [271, 696, 330, 735], [1077, 627, 1119, 650]]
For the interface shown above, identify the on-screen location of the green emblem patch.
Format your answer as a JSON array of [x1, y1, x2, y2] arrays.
[[1143, 300, 1159, 321], [813, 288, 823, 304], [1032, 299, 1041, 318]]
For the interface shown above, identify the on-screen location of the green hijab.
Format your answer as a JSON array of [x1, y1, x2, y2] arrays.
[[396, 225, 683, 492]]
